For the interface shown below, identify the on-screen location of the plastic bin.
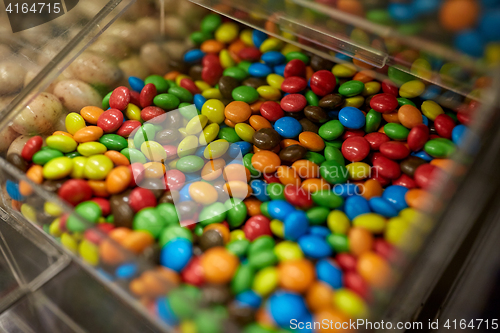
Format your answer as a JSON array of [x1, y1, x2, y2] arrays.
[[0, 0, 499, 332]]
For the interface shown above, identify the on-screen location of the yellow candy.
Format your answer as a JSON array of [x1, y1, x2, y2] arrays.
[[79, 239, 99, 266], [220, 49, 235, 68], [215, 22, 239, 43], [327, 210, 350, 234], [411, 58, 432, 80], [234, 123, 255, 142], [257, 86, 281, 100], [333, 289, 368, 319], [281, 44, 301, 55], [199, 123, 219, 145], [175, 74, 189, 87], [141, 141, 167, 161], [65, 112, 86, 135], [180, 321, 197, 333], [266, 74, 285, 89], [332, 63, 357, 77], [125, 103, 142, 122], [260, 38, 284, 52], [178, 127, 188, 137], [343, 96, 364, 108], [270, 219, 284, 238], [204, 139, 229, 159], [362, 81, 381, 96], [240, 29, 254, 46], [385, 216, 410, 246], [83, 155, 113, 180], [189, 181, 218, 205], [61, 233, 78, 254], [178, 135, 199, 157], [49, 218, 62, 237], [168, 158, 179, 169], [201, 99, 225, 124], [44, 202, 63, 216], [77, 142, 107, 156], [421, 100, 444, 121], [399, 80, 425, 98], [230, 229, 246, 241], [43, 157, 73, 180], [274, 241, 303, 262], [21, 204, 36, 222], [46, 135, 78, 153], [485, 43, 500, 65], [352, 213, 386, 233], [71, 156, 87, 179], [202, 88, 223, 100], [346, 162, 371, 180], [186, 115, 208, 135], [195, 80, 212, 92], [253, 266, 278, 296]]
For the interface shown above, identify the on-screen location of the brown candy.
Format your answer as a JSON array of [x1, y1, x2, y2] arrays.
[[155, 128, 179, 144], [201, 284, 232, 306], [400, 156, 427, 177], [158, 190, 179, 204], [228, 302, 256, 326], [199, 229, 224, 251], [310, 55, 335, 72], [139, 178, 166, 198], [189, 65, 203, 81], [299, 119, 319, 134], [304, 106, 328, 123], [219, 76, 239, 100], [319, 94, 344, 109], [242, 77, 266, 89], [279, 145, 308, 163], [175, 201, 198, 221], [7, 153, 28, 172], [42, 179, 66, 192], [253, 128, 281, 150], [110, 189, 134, 228]]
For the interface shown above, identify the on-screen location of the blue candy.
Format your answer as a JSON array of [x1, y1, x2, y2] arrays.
[[115, 263, 138, 279], [252, 30, 268, 48], [369, 197, 398, 218], [298, 234, 333, 259], [454, 30, 485, 58], [250, 179, 269, 202], [268, 291, 309, 328], [422, 115, 429, 126], [412, 0, 440, 14], [452, 124, 468, 146], [195, 146, 206, 158], [178, 184, 192, 202], [308, 226, 331, 238], [335, 53, 352, 62], [327, 110, 340, 119], [421, 85, 441, 101], [184, 173, 200, 182], [333, 183, 359, 198], [382, 185, 409, 212], [160, 238, 192, 272], [194, 94, 207, 111], [157, 298, 179, 326], [248, 63, 273, 77], [268, 200, 296, 221], [344, 195, 371, 220], [262, 51, 286, 66], [128, 76, 145, 92], [412, 150, 433, 162], [480, 10, 500, 42], [274, 64, 286, 76], [184, 49, 205, 63], [228, 141, 252, 158], [339, 107, 365, 129], [274, 117, 302, 138], [316, 259, 343, 289], [284, 210, 309, 241], [6, 180, 24, 201], [389, 2, 416, 22], [236, 290, 262, 308]]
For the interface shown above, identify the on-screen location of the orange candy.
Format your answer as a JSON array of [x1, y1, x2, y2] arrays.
[[20, 165, 43, 196], [314, 308, 353, 332], [251, 150, 281, 173], [253, 144, 280, 154], [278, 259, 315, 293], [201, 158, 226, 181], [301, 178, 330, 193], [228, 39, 245, 62], [440, 0, 479, 32], [189, 181, 218, 205], [353, 70, 376, 83], [52, 131, 73, 138], [280, 139, 302, 148], [276, 165, 301, 187], [223, 163, 250, 182], [143, 162, 166, 178], [250, 101, 264, 114], [382, 112, 401, 124], [244, 197, 262, 216], [164, 71, 180, 81], [224, 118, 237, 128], [73, 126, 104, 143], [306, 281, 334, 313], [204, 223, 230, 244], [99, 227, 131, 264], [104, 150, 130, 166], [361, 179, 383, 199], [200, 40, 225, 53], [88, 180, 110, 197], [398, 105, 423, 128], [337, 0, 364, 16], [357, 252, 392, 289], [106, 166, 132, 194], [298, 131, 325, 151], [122, 231, 155, 254], [201, 247, 239, 284], [348, 227, 374, 256], [291, 160, 320, 178], [249, 115, 272, 131], [405, 188, 433, 211], [80, 106, 104, 124], [224, 181, 252, 199]]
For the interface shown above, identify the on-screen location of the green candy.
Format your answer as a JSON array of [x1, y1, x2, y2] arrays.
[[445, 111, 458, 122], [319, 120, 344, 140], [338, 80, 365, 97], [225, 198, 247, 228], [365, 109, 382, 133], [195, 309, 226, 333], [388, 66, 415, 86], [176, 155, 204, 173], [232, 86, 259, 104], [190, 31, 212, 45], [169, 285, 202, 319], [102, 91, 112, 109], [237, 61, 252, 74], [65, 151, 81, 158], [168, 86, 193, 103], [366, 9, 394, 25], [145, 75, 169, 93], [66, 201, 102, 232], [243, 324, 277, 333], [159, 225, 193, 247], [194, 224, 204, 237], [133, 207, 167, 238], [260, 201, 271, 218], [267, 183, 285, 200], [305, 90, 319, 106], [219, 127, 241, 143], [312, 190, 344, 209], [327, 234, 349, 253], [424, 138, 456, 158], [133, 123, 156, 148], [384, 123, 410, 140], [32, 148, 64, 165], [199, 202, 227, 226], [243, 153, 259, 176], [231, 264, 255, 294], [306, 206, 330, 225], [248, 250, 278, 270], [397, 97, 416, 107], [320, 160, 349, 184], [156, 203, 180, 226], [180, 103, 199, 118], [324, 146, 345, 165], [305, 151, 326, 165], [201, 13, 222, 33], [106, 215, 114, 223], [248, 235, 275, 257], [227, 239, 250, 257], [99, 134, 127, 151], [121, 148, 147, 164], [325, 140, 343, 149], [153, 93, 180, 110], [398, 22, 424, 35], [285, 51, 310, 64], [223, 67, 248, 81]]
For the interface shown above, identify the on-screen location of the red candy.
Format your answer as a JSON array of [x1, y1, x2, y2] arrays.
[[242, 215, 272, 241], [364, 132, 389, 150], [58, 179, 93, 206], [109, 86, 130, 110], [141, 106, 166, 123], [263, 172, 280, 184], [335, 253, 357, 271], [392, 173, 417, 189], [21, 136, 43, 161], [372, 153, 401, 179], [284, 59, 306, 78], [434, 114, 455, 139], [370, 93, 399, 113], [202, 54, 220, 67], [344, 272, 370, 300], [281, 77, 307, 93], [284, 185, 313, 209], [117, 120, 141, 138], [165, 169, 186, 191], [407, 124, 429, 151], [163, 145, 178, 159], [414, 164, 439, 190], [140, 83, 157, 108], [202, 63, 223, 86], [84, 228, 106, 245], [341, 129, 365, 140], [238, 47, 262, 62], [310, 70, 336, 96], [129, 163, 145, 187], [181, 256, 205, 286], [130, 91, 141, 107], [381, 79, 398, 96], [91, 197, 111, 216], [373, 239, 398, 262], [280, 94, 307, 112], [260, 101, 284, 121], [379, 141, 410, 160], [371, 173, 391, 187], [341, 136, 370, 162], [129, 188, 157, 212], [97, 109, 124, 133], [180, 78, 201, 95]]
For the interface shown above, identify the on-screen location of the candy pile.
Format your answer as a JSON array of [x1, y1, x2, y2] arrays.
[[3, 12, 480, 333]]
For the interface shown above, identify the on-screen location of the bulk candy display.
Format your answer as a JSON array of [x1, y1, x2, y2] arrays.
[[0, 8, 488, 333]]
